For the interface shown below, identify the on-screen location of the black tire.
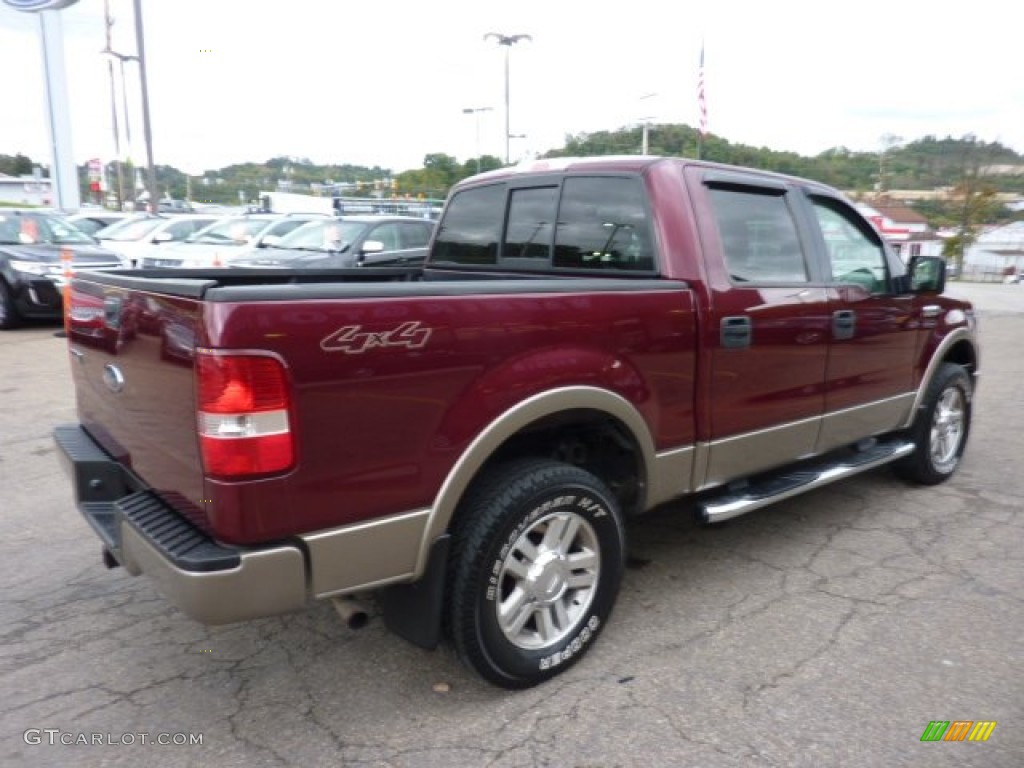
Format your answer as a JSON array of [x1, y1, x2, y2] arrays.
[[894, 363, 972, 485], [0, 279, 21, 330], [447, 459, 626, 689]]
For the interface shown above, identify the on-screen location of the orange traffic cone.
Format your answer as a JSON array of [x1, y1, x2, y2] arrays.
[[60, 247, 73, 336]]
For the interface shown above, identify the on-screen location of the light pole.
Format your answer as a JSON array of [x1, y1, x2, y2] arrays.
[[462, 107, 492, 174], [508, 134, 528, 164], [5, 0, 82, 210], [484, 32, 531, 165], [132, 0, 158, 213], [638, 92, 656, 155]]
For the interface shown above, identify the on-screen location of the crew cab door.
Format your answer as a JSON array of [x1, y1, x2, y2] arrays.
[[801, 193, 920, 452], [695, 173, 831, 487]]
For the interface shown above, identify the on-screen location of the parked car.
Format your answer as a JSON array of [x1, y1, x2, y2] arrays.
[[0, 209, 122, 329], [66, 211, 136, 237], [157, 198, 195, 214], [96, 214, 221, 267], [139, 212, 330, 268], [231, 215, 435, 269]]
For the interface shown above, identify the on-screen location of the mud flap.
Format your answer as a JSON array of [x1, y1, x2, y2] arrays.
[[379, 534, 450, 650]]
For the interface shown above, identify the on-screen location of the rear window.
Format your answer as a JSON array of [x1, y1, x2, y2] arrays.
[[433, 176, 655, 272]]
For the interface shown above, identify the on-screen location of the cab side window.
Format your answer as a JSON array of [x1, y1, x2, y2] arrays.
[[432, 184, 504, 265], [708, 187, 808, 283], [811, 198, 888, 294], [553, 177, 654, 271]]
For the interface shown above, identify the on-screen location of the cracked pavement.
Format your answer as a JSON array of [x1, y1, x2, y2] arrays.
[[1, 282, 1020, 767]]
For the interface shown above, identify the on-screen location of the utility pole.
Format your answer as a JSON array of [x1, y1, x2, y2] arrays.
[[102, 0, 124, 209], [462, 107, 493, 174], [878, 133, 902, 195], [484, 33, 531, 165], [133, 0, 158, 213], [638, 92, 656, 155]]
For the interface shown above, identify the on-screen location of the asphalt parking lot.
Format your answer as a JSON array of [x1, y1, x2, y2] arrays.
[[1, 283, 1021, 768]]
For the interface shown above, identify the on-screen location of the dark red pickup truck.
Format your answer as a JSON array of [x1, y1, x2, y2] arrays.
[[56, 156, 979, 688]]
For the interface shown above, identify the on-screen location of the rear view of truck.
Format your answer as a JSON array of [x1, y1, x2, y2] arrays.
[[56, 235, 697, 689]]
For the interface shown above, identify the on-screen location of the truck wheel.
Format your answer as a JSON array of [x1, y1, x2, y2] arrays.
[[447, 459, 626, 689], [895, 363, 972, 485], [0, 280, 21, 330]]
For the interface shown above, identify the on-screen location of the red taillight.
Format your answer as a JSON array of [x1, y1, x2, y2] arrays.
[[196, 353, 295, 479]]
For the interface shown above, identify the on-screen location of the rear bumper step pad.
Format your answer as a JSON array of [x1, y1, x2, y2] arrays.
[[54, 424, 307, 624]]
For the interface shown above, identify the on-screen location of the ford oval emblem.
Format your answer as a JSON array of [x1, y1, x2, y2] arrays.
[[102, 363, 125, 394]]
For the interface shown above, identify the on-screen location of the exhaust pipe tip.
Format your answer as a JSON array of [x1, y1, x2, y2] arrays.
[[331, 596, 370, 630]]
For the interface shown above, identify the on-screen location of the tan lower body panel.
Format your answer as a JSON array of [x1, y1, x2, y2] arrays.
[[302, 508, 431, 598], [693, 393, 915, 492], [700, 416, 820, 490], [119, 523, 308, 625], [816, 393, 915, 454]]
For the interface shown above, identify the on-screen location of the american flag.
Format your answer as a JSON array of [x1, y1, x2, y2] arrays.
[[697, 41, 707, 137]]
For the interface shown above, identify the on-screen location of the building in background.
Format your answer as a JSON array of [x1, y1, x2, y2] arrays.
[[0, 173, 52, 207], [855, 201, 943, 259], [963, 222, 1024, 281]]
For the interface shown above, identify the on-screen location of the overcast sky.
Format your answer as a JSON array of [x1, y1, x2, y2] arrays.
[[1, 0, 1020, 176]]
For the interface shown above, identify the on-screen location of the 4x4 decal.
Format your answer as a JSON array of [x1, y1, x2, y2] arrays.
[[321, 321, 432, 354]]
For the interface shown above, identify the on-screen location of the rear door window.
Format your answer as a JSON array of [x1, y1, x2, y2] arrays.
[[708, 187, 809, 283]]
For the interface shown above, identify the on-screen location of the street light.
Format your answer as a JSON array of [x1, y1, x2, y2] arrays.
[[508, 134, 528, 164], [638, 92, 657, 155], [462, 106, 492, 174], [484, 32, 532, 165]]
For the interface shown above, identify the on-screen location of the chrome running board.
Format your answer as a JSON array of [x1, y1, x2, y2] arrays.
[[699, 438, 915, 524]]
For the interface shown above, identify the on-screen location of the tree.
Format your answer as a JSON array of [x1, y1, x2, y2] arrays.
[[0, 153, 34, 176], [942, 136, 1004, 276]]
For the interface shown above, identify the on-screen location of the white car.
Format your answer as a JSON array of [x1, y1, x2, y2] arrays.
[[139, 213, 329, 269], [66, 211, 136, 237], [96, 214, 221, 267]]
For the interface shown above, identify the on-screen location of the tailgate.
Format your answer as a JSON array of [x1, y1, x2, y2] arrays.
[[67, 275, 207, 519]]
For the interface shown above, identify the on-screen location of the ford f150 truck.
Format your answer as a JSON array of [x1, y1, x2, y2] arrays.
[[55, 156, 978, 689]]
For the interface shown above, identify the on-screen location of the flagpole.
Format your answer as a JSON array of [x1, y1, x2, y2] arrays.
[[696, 38, 706, 160]]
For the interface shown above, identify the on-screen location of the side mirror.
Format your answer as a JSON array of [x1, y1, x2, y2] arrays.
[[361, 240, 384, 255], [261, 235, 281, 247], [908, 255, 946, 295], [153, 232, 173, 243]]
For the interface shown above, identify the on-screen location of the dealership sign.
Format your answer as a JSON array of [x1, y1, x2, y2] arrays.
[[2, 1, 80, 11]]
